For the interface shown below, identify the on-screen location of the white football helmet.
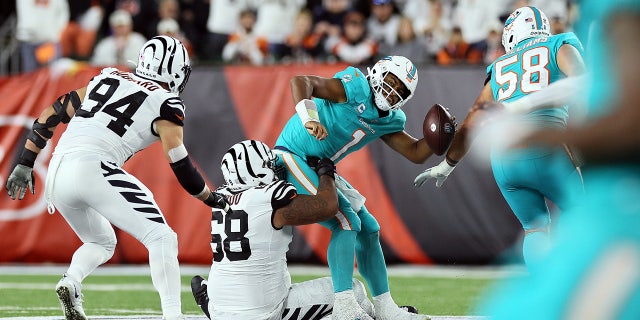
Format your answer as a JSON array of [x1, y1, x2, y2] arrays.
[[135, 35, 191, 93], [366, 55, 418, 111], [502, 6, 551, 53], [221, 140, 278, 192]]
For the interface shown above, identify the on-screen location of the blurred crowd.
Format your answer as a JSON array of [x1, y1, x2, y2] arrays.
[[0, 0, 578, 73]]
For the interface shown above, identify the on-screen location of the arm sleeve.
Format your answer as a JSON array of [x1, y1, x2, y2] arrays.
[[270, 181, 298, 211]]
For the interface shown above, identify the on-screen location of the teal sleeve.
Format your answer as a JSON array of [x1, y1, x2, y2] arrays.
[[335, 66, 370, 105], [553, 32, 585, 56]]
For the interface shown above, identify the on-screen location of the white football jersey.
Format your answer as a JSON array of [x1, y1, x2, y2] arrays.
[[208, 180, 298, 320], [54, 67, 186, 166]]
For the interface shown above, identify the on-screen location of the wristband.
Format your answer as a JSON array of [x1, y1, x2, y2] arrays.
[[295, 99, 320, 125], [18, 148, 38, 168]]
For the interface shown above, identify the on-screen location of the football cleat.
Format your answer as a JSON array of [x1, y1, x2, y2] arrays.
[[400, 305, 419, 314], [191, 275, 211, 319], [55, 274, 87, 320]]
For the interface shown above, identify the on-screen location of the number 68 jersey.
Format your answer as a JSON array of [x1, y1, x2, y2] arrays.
[[209, 180, 298, 319], [54, 68, 186, 166]]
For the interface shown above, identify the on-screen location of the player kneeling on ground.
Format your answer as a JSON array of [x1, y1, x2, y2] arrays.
[[191, 139, 376, 320]]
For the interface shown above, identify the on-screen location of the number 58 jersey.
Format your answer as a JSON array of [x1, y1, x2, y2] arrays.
[[209, 180, 298, 319], [55, 68, 186, 166]]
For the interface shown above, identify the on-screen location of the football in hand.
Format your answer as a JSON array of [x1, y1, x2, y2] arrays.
[[423, 104, 456, 155]]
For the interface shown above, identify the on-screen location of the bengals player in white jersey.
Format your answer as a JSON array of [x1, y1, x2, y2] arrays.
[[5, 36, 227, 320], [191, 140, 375, 320]]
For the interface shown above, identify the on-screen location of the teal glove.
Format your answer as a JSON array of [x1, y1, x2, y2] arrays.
[[6, 164, 35, 200]]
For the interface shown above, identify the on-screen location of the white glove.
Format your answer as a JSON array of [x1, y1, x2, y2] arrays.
[[414, 160, 456, 188]]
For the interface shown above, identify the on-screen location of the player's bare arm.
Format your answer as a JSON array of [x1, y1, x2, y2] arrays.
[[290, 76, 346, 141], [380, 130, 433, 164], [446, 82, 495, 164], [556, 43, 587, 77], [273, 174, 339, 228], [156, 120, 226, 208]]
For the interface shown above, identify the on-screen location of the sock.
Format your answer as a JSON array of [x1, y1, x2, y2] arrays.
[[67, 242, 115, 283], [328, 229, 357, 293], [146, 231, 182, 318], [355, 230, 389, 296], [522, 230, 551, 271]]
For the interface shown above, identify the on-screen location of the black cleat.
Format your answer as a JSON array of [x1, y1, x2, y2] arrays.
[[400, 305, 419, 314], [191, 275, 211, 319]]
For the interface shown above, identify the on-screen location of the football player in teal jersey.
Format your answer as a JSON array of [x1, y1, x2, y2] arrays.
[[415, 6, 587, 271], [474, 1, 640, 318], [275, 56, 432, 320]]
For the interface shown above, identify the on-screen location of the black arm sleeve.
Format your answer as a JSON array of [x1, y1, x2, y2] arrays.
[[169, 156, 206, 196]]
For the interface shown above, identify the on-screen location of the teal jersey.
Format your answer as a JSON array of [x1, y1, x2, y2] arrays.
[[275, 66, 406, 162], [487, 33, 584, 128]]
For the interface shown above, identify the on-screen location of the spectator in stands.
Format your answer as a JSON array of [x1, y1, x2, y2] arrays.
[[254, 0, 305, 62], [157, 18, 194, 58], [311, 0, 351, 55], [222, 10, 268, 65], [91, 10, 147, 67], [453, 0, 500, 53], [282, 9, 325, 64], [325, 11, 378, 65], [379, 16, 429, 65], [367, 0, 401, 47], [151, 0, 181, 37], [116, 0, 159, 39], [60, 1, 103, 61], [204, 0, 252, 62], [16, 0, 69, 73], [483, 20, 505, 65], [436, 26, 482, 65], [418, 0, 453, 62]]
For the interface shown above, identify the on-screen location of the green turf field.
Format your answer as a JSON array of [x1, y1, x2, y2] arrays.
[[0, 273, 494, 318]]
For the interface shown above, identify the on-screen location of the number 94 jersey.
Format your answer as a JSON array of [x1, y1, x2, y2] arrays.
[[55, 68, 186, 166], [209, 180, 298, 319]]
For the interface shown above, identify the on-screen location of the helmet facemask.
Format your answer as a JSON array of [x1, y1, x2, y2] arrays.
[[220, 140, 278, 192], [367, 56, 418, 111]]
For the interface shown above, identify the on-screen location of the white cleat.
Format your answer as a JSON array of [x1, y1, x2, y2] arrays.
[[375, 304, 431, 320], [55, 274, 87, 320], [333, 290, 374, 320]]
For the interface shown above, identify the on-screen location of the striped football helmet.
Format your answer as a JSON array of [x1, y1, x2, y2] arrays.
[[135, 35, 191, 93], [502, 6, 551, 52], [221, 140, 278, 192]]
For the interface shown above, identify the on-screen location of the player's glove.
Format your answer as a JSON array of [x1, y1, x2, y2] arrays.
[[203, 191, 230, 212], [6, 164, 35, 200], [414, 159, 455, 188], [306, 156, 336, 180]]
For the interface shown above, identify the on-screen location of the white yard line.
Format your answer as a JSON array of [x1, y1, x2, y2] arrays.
[[0, 264, 526, 279]]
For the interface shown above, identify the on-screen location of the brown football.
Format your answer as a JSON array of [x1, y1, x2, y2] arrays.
[[423, 104, 455, 155]]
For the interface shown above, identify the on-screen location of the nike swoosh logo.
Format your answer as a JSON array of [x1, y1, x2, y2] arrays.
[[175, 114, 184, 121]]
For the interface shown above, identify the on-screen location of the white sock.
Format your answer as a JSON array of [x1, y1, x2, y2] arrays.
[[147, 232, 182, 318]]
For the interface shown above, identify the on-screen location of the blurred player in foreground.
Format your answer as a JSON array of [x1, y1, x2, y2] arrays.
[[275, 55, 433, 320], [190, 140, 376, 320], [5, 36, 226, 320], [477, 1, 640, 318], [414, 6, 587, 270]]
